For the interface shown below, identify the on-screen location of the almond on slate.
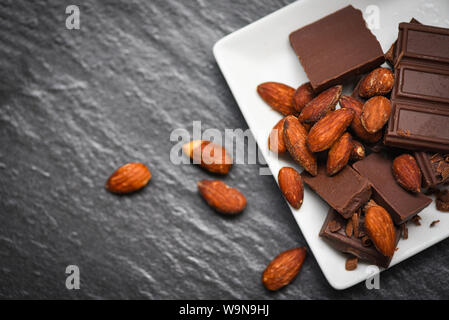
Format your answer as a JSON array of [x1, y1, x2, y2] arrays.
[[197, 180, 246, 215], [327, 132, 353, 175], [350, 140, 366, 162], [283, 116, 317, 176], [257, 82, 297, 116], [392, 154, 422, 193], [268, 117, 287, 154], [278, 167, 304, 209], [183, 140, 232, 175], [262, 247, 306, 291], [364, 205, 396, 258], [307, 108, 354, 153], [359, 68, 394, 98], [106, 163, 151, 194], [339, 95, 382, 143], [298, 85, 342, 123], [293, 82, 315, 113], [361, 96, 392, 133]]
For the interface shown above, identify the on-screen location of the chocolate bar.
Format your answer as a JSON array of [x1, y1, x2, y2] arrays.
[[301, 164, 372, 219], [415, 152, 449, 188], [320, 208, 400, 268], [289, 5, 384, 92], [384, 23, 449, 153], [352, 153, 432, 225]]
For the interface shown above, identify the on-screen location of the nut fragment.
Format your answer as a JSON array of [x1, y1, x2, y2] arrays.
[[257, 82, 297, 116], [329, 220, 342, 233], [283, 116, 317, 176], [106, 163, 151, 194], [345, 219, 353, 237], [430, 220, 440, 228], [197, 180, 246, 215], [345, 256, 358, 271], [183, 140, 232, 175], [361, 96, 392, 134], [361, 236, 372, 247], [268, 117, 287, 154], [327, 132, 353, 175], [359, 68, 394, 98], [298, 85, 342, 123], [278, 167, 304, 209], [262, 247, 306, 291], [293, 82, 315, 113], [307, 108, 354, 153], [352, 210, 360, 238], [401, 224, 408, 240], [350, 140, 366, 162], [364, 205, 396, 258], [392, 154, 422, 193]]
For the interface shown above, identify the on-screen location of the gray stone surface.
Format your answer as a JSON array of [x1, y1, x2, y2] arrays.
[[0, 0, 448, 299]]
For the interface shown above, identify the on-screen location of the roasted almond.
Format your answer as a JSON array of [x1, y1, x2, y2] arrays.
[[293, 82, 315, 113], [339, 95, 382, 143], [183, 140, 232, 175], [262, 247, 306, 291], [392, 154, 422, 193], [283, 116, 317, 176], [364, 205, 396, 258], [278, 167, 304, 209], [298, 85, 342, 123], [327, 132, 352, 175], [268, 117, 287, 154], [307, 108, 354, 153], [197, 180, 246, 214], [350, 140, 366, 162], [257, 82, 297, 116], [106, 162, 151, 194], [361, 96, 392, 133], [359, 68, 394, 98]]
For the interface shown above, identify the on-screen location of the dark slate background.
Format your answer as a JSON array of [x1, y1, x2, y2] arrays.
[[0, 0, 448, 299]]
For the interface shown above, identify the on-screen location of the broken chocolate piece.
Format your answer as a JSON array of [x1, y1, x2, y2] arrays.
[[353, 153, 432, 225], [430, 220, 440, 227], [289, 5, 384, 92], [301, 164, 372, 219], [436, 190, 449, 212], [415, 152, 449, 188]]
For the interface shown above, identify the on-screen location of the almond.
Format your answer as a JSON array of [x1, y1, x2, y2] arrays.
[[262, 247, 306, 291], [350, 140, 366, 162], [327, 132, 352, 175], [392, 154, 422, 193], [257, 82, 297, 116], [278, 167, 304, 209], [364, 205, 396, 258], [283, 116, 317, 176], [361, 96, 392, 133], [359, 68, 394, 98], [268, 117, 287, 154], [307, 108, 354, 153], [293, 82, 315, 113], [197, 180, 246, 214], [298, 85, 342, 123], [183, 140, 232, 175], [339, 95, 382, 143], [106, 163, 151, 194]]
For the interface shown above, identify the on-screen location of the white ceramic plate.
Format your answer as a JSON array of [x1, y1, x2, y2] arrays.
[[213, 0, 449, 289]]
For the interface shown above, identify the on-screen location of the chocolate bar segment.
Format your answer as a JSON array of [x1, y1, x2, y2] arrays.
[[384, 23, 449, 153], [289, 5, 384, 92], [320, 208, 400, 268], [301, 164, 372, 219], [415, 152, 449, 188], [352, 153, 432, 225]]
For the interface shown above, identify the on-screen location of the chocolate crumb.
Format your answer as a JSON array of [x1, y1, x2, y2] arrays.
[[345, 256, 358, 271], [436, 190, 449, 212], [411, 215, 422, 226], [424, 187, 441, 196], [329, 220, 342, 232], [430, 220, 440, 228], [401, 224, 408, 240]]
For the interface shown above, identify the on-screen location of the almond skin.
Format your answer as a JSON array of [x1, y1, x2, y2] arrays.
[[293, 82, 315, 113], [268, 117, 287, 154], [257, 82, 297, 116], [327, 132, 353, 175], [278, 167, 304, 209], [361, 96, 392, 134], [262, 247, 306, 291], [298, 85, 342, 123], [364, 206, 396, 258], [307, 108, 354, 153], [350, 140, 366, 162], [283, 116, 317, 176], [359, 68, 394, 98], [392, 154, 422, 193], [183, 140, 232, 175], [106, 163, 151, 194], [339, 95, 382, 143], [197, 180, 246, 214]]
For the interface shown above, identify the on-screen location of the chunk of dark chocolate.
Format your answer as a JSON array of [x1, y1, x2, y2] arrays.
[[301, 164, 372, 219], [415, 152, 449, 188]]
